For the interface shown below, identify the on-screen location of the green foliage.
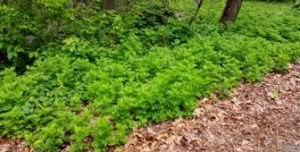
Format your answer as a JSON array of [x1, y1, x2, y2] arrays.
[[0, 0, 299, 151]]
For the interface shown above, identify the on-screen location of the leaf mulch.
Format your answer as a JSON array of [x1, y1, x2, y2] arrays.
[[124, 64, 300, 152], [0, 64, 299, 152], [0, 138, 31, 152]]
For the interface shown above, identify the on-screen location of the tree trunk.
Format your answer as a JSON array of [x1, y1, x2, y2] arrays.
[[103, 0, 117, 10], [189, 0, 204, 25], [220, 0, 243, 24]]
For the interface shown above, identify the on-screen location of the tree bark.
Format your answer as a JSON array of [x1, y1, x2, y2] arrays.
[[103, 0, 117, 10], [220, 0, 243, 24]]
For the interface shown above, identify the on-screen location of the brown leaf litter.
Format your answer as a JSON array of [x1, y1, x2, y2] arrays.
[[0, 138, 31, 152], [1, 64, 300, 152], [124, 63, 300, 152]]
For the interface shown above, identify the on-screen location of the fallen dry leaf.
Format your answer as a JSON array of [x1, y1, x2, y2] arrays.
[[124, 63, 300, 152]]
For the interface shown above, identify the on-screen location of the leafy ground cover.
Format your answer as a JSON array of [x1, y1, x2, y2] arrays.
[[0, 1, 299, 151], [124, 63, 300, 152]]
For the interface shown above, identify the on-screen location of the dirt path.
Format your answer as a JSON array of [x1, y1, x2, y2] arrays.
[[124, 64, 300, 152]]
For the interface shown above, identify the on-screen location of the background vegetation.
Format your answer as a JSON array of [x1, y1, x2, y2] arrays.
[[0, 0, 299, 151]]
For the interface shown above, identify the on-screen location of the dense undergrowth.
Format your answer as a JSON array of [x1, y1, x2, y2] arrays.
[[0, 0, 300, 151]]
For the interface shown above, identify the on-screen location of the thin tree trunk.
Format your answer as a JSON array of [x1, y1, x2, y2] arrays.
[[220, 0, 243, 24], [189, 0, 204, 25], [104, 0, 117, 10]]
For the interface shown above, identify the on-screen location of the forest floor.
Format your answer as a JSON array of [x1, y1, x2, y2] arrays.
[[0, 64, 300, 152], [124, 64, 300, 152]]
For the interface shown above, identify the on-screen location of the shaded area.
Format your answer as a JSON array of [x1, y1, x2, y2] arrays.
[[125, 64, 300, 152]]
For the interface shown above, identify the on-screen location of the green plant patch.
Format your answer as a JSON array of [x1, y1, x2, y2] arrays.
[[0, 0, 299, 151]]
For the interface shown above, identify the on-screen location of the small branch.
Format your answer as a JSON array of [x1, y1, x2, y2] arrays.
[[189, 0, 204, 25]]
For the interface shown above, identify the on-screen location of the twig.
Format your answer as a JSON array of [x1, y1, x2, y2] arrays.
[[189, 0, 204, 25]]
